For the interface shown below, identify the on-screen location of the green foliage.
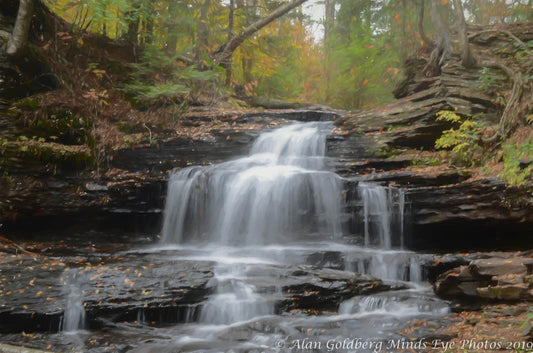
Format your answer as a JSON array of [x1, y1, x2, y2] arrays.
[[499, 140, 533, 186], [435, 111, 484, 167], [122, 45, 224, 106], [323, 0, 402, 109], [410, 157, 443, 168], [478, 67, 501, 90]]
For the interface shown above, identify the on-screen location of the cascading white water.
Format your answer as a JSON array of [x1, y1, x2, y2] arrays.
[[199, 263, 272, 324], [61, 269, 86, 332], [162, 121, 343, 325], [358, 182, 406, 249], [338, 290, 449, 316], [158, 120, 446, 341], [161, 121, 342, 245]]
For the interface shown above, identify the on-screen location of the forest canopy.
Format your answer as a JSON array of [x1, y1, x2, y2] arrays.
[[0, 0, 533, 109], [30, 0, 530, 109]]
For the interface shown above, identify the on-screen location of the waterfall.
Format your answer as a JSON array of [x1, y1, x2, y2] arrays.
[[159, 120, 435, 332], [350, 182, 420, 282], [161, 121, 343, 324], [161, 121, 342, 245]]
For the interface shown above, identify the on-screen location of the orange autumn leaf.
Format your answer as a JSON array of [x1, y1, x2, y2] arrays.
[[394, 13, 400, 24]]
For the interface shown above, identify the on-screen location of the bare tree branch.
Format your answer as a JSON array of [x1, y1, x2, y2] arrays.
[[215, 0, 307, 66]]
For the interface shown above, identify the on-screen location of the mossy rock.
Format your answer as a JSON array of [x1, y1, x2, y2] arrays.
[[476, 284, 528, 300], [1, 139, 92, 173]]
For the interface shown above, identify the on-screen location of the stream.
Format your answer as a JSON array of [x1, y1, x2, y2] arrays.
[[1, 120, 453, 353]]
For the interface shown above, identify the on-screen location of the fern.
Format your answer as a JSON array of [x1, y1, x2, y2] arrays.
[[122, 45, 223, 105]]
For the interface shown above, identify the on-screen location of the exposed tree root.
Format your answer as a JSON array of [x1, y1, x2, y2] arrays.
[[469, 29, 532, 55], [451, 1, 529, 144], [422, 33, 449, 77], [480, 61, 524, 143]]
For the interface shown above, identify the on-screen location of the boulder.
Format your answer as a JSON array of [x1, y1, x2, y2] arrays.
[[434, 256, 533, 304], [470, 258, 529, 277], [476, 284, 528, 300]]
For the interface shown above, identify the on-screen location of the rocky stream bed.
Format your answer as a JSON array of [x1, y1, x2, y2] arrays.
[[0, 114, 531, 353]]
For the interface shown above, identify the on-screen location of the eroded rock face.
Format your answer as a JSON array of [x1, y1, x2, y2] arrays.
[[405, 179, 533, 251], [434, 256, 533, 304]]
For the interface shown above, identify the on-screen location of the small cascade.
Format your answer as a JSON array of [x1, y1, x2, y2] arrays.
[[61, 269, 86, 332], [349, 183, 419, 282], [199, 263, 272, 324], [338, 290, 449, 317], [346, 251, 422, 282], [358, 182, 406, 249]]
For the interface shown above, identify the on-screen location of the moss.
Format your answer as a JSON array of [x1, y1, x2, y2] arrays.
[[15, 97, 41, 111], [0, 139, 92, 172], [410, 157, 443, 167]]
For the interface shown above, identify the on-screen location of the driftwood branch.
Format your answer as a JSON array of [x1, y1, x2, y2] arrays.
[[0, 235, 36, 256]]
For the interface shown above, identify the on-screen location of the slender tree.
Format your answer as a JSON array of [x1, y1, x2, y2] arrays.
[[7, 0, 34, 59]]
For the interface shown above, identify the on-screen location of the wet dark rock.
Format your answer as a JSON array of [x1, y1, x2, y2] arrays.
[[434, 256, 533, 304], [305, 251, 345, 270], [277, 266, 390, 313], [406, 179, 533, 251], [470, 258, 531, 277], [0, 253, 392, 334], [0, 255, 214, 333]]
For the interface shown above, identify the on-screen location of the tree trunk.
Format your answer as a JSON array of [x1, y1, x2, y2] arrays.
[[195, 0, 211, 61], [452, 0, 477, 68], [165, 0, 178, 56], [225, 0, 234, 86], [324, 0, 335, 102], [214, 0, 308, 65], [428, 0, 449, 35], [7, 0, 34, 59], [125, 0, 141, 46], [324, 0, 335, 43], [418, 0, 431, 46]]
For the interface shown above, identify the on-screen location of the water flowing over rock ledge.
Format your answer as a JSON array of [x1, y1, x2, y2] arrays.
[[2, 107, 531, 252]]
